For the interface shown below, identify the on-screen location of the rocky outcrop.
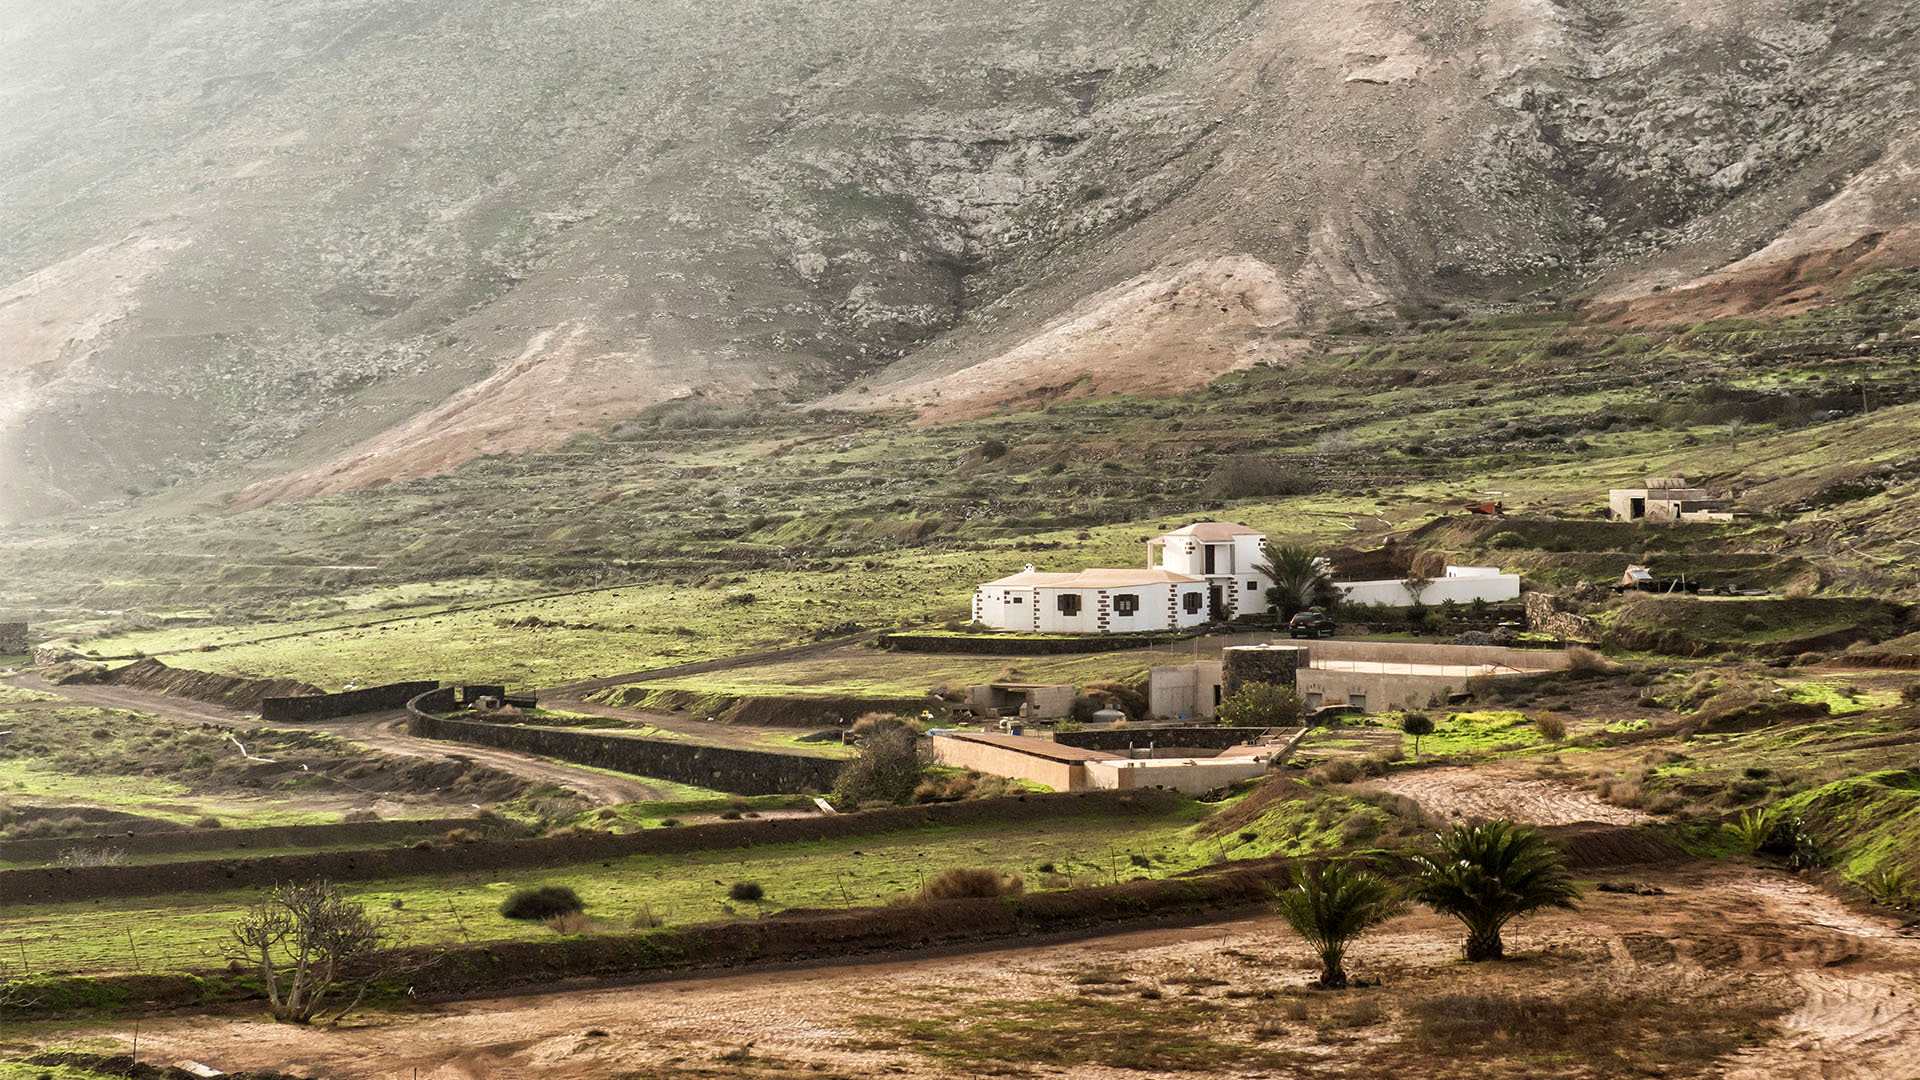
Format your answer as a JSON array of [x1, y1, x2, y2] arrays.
[[1525, 592, 1600, 643]]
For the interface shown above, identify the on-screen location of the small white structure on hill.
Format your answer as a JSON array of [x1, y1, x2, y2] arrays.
[[1334, 564, 1522, 608], [972, 522, 1274, 633]]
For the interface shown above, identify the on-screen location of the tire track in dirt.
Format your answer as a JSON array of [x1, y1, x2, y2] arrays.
[[1715, 875, 1920, 1080]]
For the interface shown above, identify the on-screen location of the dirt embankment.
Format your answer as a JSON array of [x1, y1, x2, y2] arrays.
[[107, 657, 322, 711]]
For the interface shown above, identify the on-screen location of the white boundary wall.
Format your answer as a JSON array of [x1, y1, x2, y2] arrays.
[[1336, 570, 1520, 608]]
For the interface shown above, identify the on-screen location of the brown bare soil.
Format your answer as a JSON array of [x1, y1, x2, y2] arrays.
[[1361, 763, 1658, 826], [113, 863, 1920, 1080]]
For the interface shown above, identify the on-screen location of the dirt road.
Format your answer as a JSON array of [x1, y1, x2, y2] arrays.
[[6, 677, 666, 805], [114, 863, 1920, 1080], [1362, 763, 1656, 826]]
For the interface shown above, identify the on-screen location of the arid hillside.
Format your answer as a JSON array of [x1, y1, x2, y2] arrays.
[[2, 0, 1916, 520]]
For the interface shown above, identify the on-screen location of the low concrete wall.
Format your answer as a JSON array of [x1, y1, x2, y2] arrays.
[[1297, 669, 1466, 712], [1083, 758, 1268, 792], [1302, 639, 1569, 671], [409, 692, 847, 796], [261, 680, 441, 723], [879, 631, 1183, 655], [1336, 574, 1521, 607]]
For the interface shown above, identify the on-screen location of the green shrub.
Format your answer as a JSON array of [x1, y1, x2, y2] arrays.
[[500, 885, 585, 921], [1533, 713, 1568, 741], [1401, 712, 1435, 755], [1724, 809, 1773, 853], [1217, 682, 1305, 727], [916, 867, 1024, 901], [1902, 683, 1920, 705], [728, 881, 765, 902]]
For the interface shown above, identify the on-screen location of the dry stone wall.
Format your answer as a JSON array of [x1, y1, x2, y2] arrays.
[[0, 790, 1179, 904], [409, 710, 847, 796], [260, 680, 440, 722]]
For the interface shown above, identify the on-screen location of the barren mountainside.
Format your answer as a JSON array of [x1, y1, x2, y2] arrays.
[[2, 0, 1916, 522]]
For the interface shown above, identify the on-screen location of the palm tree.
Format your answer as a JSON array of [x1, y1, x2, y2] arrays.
[[1258, 542, 1335, 619], [1270, 860, 1404, 988], [1411, 821, 1580, 961]]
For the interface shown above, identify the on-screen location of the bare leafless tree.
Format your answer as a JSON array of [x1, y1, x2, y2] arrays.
[[230, 880, 392, 1024]]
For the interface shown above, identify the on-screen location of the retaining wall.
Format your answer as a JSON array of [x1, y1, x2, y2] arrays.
[[260, 680, 441, 723], [0, 790, 1180, 904], [879, 631, 1183, 655], [1300, 638, 1571, 671]]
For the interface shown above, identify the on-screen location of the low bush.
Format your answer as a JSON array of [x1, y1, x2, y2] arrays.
[[1533, 713, 1568, 741], [1312, 758, 1366, 785], [544, 912, 593, 934], [500, 885, 585, 921], [728, 881, 765, 902], [1903, 683, 1920, 705], [193, 816, 223, 829], [916, 867, 1025, 901]]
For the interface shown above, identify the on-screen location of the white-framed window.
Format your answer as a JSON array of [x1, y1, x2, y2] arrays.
[[1113, 594, 1139, 615], [1057, 594, 1082, 616]]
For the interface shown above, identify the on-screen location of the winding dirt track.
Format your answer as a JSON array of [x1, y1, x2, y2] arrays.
[[6, 677, 665, 805], [114, 863, 1920, 1080]]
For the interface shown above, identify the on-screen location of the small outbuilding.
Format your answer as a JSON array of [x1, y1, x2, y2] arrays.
[[1608, 476, 1736, 523], [966, 683, 1076, 720]]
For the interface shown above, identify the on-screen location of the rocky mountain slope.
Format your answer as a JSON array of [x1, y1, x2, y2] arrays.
[[2, 0, 1916, 522]]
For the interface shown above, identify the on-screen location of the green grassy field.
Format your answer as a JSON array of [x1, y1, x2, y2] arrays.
[[0, 285, 1907, 692], [2, 809, 1220, 977]]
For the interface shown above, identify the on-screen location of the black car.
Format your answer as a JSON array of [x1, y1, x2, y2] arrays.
[[1287, 611, 1336, 639]]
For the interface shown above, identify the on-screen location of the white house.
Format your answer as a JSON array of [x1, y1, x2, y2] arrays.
[[972, 522, 1275, 633]]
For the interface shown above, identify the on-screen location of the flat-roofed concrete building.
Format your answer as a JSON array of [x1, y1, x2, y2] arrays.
[[929, 730, 1276, 794], [1608, 476, 1736, 523]]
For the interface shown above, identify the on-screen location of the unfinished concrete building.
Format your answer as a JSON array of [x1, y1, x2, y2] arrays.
[[1152, 639, 1570, 716], [965, 683, 1076, 720], [1608, 476, 1736, 523], [929, 731, 1277, 794]]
